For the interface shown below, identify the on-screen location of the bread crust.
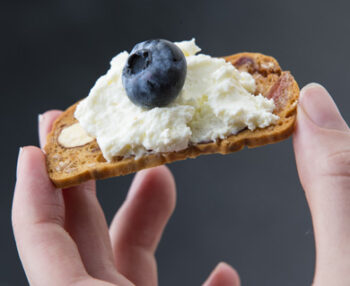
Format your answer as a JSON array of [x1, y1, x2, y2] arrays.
[[45, 52, 299, 188]]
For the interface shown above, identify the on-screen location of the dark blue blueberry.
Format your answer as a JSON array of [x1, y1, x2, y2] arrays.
[[122, 39, 187, 108]]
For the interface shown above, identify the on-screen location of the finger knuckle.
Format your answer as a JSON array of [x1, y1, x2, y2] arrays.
[[324, 149, 350, 178]]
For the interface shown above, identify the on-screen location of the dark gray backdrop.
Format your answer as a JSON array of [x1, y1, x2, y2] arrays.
[[2, 0, 350, 285]]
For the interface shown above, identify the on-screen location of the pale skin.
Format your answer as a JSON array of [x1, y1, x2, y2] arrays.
[[12, 83, 350, 286]]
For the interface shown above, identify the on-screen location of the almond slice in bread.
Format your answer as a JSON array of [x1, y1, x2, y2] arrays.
[[45, 52, 299, 188]]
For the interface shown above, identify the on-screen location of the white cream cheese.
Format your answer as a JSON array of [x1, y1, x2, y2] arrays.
[[75, 39, 279, 161]]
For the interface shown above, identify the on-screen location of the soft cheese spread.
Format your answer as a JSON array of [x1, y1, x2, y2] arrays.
[[74, 39, 279, 161]]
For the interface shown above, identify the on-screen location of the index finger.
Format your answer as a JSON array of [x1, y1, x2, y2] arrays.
[[12, 146, 90, 285]]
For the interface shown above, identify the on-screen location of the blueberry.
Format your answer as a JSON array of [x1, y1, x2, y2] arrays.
[[122, 39, 187, 108]]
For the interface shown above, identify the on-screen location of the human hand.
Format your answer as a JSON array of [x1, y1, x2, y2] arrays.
[[14, 82, 347, 286], [12, 111, 240, 285], [293, 83, 350, 285]]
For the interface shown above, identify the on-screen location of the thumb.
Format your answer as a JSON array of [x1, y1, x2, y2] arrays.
[[293, 83, 349, 194], [293, 83, 350, 285], [297, 83, 348, 131]]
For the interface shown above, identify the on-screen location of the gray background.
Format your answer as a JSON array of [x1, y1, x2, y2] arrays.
[[1, 0, 350, 285]]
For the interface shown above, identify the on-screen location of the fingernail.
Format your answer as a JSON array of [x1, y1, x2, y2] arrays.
[[299, 83, 348, 131], [18, 147, 23, 159], [16, 147, 24, 179], [38, 114, 43, 124]]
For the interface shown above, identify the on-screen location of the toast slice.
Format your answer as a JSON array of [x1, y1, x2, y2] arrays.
[[45, 52, 299, 188]]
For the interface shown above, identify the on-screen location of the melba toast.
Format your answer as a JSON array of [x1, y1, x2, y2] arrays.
[[45, 44, 299, 188]]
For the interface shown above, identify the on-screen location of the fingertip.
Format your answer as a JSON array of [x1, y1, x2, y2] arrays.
[[146, 165, 176, 195], [203, 262, 241, 286], [17, 146, 42, 171], [294, 82, 345, 162], [41, 109, 63, 117], [298, 83, 348, 131], [216, 262, 240, 282], [39, 110, 63, 148], [16, 145, 53, 189], [128, 165, 176, 211], [300, 82, 324, 96], [137, 165, 175, 186], [20, 145, 46, 159]]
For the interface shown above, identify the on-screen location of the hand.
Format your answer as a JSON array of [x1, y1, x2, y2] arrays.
[[12, 83, 349, 286], [12, 112, 240, 285], [293, 83, 350, 285]]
